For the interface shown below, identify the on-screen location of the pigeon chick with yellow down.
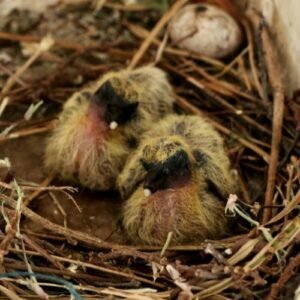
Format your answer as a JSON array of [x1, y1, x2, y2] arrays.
[[45, 66, 174, 190], [117, 114, 236, 245]]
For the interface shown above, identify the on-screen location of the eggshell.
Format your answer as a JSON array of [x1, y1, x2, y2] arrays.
[[169, 4, 242, 59]]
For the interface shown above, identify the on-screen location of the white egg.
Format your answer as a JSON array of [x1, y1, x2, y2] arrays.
[[169, 4, 242, 59], [144, 188, 152, 197], [109, 121, 118, 130]]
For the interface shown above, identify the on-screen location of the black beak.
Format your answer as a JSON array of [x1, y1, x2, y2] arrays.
[[143, 169, 165, 194]]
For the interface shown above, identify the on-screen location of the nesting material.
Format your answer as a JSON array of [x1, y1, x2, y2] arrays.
[[169, 4, 242, 59], [0, 1, 298, 298]]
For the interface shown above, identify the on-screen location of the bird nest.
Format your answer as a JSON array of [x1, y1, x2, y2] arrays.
[[0, 1, 299, 299]]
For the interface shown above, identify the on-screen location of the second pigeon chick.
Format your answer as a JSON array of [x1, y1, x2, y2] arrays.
[[117, 114, 236, 245]]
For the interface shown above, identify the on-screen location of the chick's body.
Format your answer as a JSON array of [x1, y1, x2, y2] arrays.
[[118, 114, 236, 245], [45, 66, 174, 190]]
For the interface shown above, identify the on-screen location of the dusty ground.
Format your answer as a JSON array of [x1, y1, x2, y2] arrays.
[[0, 133, 127, 244]]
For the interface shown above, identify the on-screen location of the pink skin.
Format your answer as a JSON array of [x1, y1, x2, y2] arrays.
[[138, 189, 178, 241], [141, 179, 194, 241], [73, 100, 109, 173], [85, 99, 109, 137]]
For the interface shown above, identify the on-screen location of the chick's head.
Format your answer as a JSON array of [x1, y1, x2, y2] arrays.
[[140, 137, 195, 195], [91, 78, 139, 131]]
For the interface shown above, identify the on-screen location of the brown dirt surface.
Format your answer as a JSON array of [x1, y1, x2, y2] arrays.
[[0, 133, 126, 244]]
